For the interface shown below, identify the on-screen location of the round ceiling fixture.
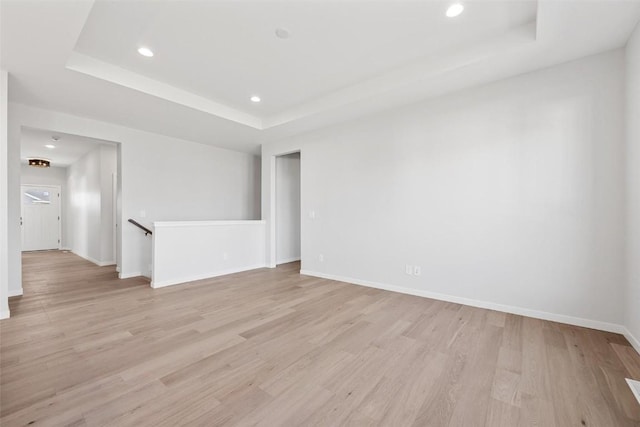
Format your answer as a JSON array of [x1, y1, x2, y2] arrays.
[[137, 47, 154, 57], [28, 158, 50, 168], [250, 96, 261, 103], [275, 28, 291, 39], [45, 144, 55, 149], [446, 3, 464, 17]]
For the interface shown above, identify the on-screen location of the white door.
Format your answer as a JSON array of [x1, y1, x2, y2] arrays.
[[21, 185, 61, 251]]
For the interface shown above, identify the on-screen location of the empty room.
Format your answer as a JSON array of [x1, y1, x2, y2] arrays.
[[1, 0, 640, 425]]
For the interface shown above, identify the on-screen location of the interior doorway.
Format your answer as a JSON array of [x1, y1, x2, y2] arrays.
[[16, 127, 121, 300], [275, 152, 301, 266], [21, 184, 61, 251]]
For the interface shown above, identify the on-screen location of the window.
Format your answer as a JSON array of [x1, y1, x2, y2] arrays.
[[23, 189, 52, 205]]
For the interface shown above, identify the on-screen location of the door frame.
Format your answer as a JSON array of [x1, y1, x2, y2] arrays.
[[274, 152, 302, 266], [20, 184, 62, 251], [269, 150, 302, 268]]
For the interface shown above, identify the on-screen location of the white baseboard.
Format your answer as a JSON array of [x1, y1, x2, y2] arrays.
[[151, 264, 266, 289], [70, 250, 115, 267], [300, 270, 626, 335], [8, 288, 23, 298], [277, 257, 301, 265], [119, 271, 142, 279], [624, 328, 640, 355], [626, 379, 640, 405], [0, 309, 10, 320]]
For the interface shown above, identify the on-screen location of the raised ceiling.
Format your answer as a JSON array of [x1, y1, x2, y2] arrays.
[[2, 1, 640, 154], [73, 1, 536, 117]]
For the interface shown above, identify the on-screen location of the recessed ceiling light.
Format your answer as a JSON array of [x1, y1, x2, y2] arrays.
[[275, 28, 291, 39], [446, 3, 464, 17], [45, 144, 55, 149], [137, 47, 154, 57], [250, 96, 261, 103]]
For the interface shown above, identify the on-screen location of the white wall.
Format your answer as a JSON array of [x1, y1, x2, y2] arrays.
[[6, 107, 21, 298], [152, 220, 266, 288], [262, 49, 626, 331], [122, 131, 261, 278], [67, 147, 100, 263], [625, 24, 640, 351], [21, 164, 67, 186], [276, 152, 301, 264], [5, 103, 261, 295], [99, 145, 117, 263], [0, 70, 9, 319], [66, 144, 116, 265], [20, 164, 68, 248]]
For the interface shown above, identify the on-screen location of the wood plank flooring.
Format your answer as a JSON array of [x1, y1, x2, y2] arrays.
[[1, 250, 639, 426]]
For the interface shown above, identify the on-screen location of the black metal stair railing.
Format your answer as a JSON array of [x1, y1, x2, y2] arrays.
[[128, 219, 152, 236]]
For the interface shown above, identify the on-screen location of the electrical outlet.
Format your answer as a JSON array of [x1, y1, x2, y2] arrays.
[[223, 252, 228, 261], [309, 210, 316, 220], [405, 264, 413, 275], [319, 254, 324, 262], [413, 266, 421, 276]]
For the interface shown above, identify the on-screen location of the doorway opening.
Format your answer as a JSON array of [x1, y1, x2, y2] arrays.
[[275, 152, 301, 267], [17, 126, 121, 297]]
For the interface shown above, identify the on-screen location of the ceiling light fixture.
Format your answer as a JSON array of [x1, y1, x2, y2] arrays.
[[28, 158, 50, 168], [446, 3, 464, 17], [250, 96, 261, 103], [137, 47, 154, 57], [45, 144, 55, 149]]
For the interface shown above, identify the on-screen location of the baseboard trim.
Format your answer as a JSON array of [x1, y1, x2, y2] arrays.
[[8, 288, 23, 298], [623, 328, 640, 355], [0, 309, 10, 320], [71, 250, 115, 267], [151, 264, 266, 289], [277, 257, 301, 265], [300, 270, 625, 335], [626, 379, 640, 405], [119, 272, 142, 279]]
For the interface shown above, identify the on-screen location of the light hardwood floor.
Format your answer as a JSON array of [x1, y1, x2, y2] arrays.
[[1, 250, 639, 426]]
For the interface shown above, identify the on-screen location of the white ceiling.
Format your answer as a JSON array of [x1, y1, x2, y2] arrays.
[[21, 127, 113, 167], [74, 1, 536, 115], [2, 1, 640, 154]]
